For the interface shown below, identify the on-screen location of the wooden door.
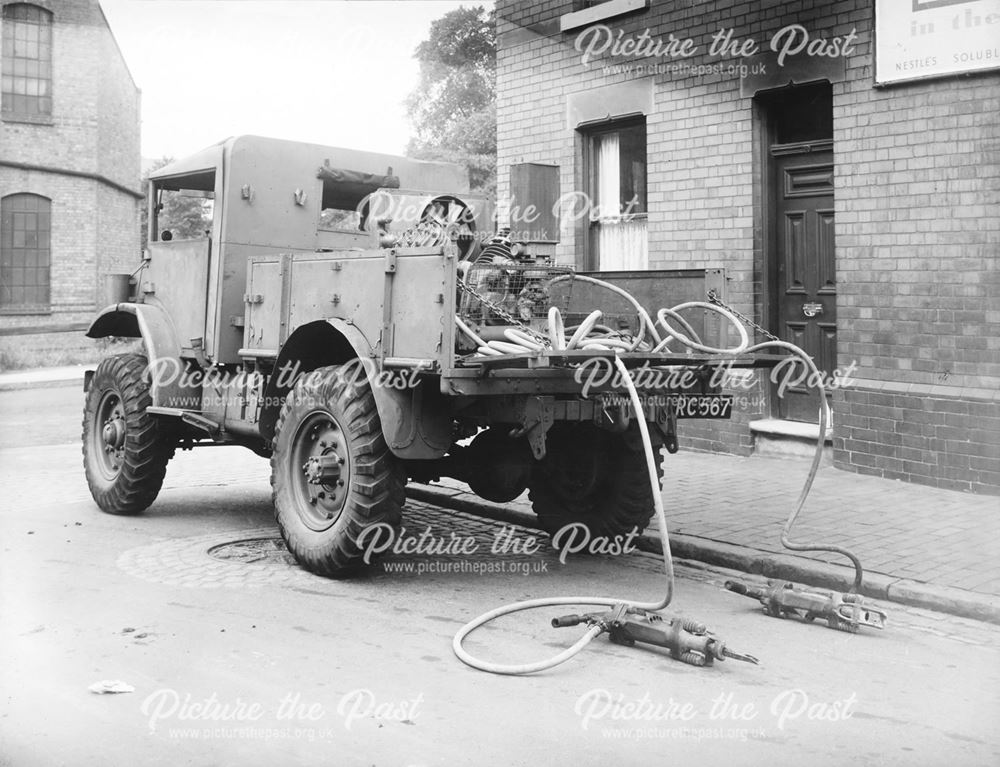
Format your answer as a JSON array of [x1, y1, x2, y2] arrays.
[[772, 149, 836, 422]]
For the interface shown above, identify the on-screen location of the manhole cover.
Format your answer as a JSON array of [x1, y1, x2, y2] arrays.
[[208, 537, 297, 566]]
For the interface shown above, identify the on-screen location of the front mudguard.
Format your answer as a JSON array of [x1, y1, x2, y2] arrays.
[[86, 302, 188, 408]]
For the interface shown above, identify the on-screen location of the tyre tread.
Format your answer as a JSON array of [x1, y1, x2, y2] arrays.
[[82, 354, 173, 515], [270, 365, 405, 577], [529, 423, 663, 540]]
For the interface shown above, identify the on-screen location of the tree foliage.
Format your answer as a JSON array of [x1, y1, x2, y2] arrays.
[[139, 157, 212, 249], [405, 6, 496, 195]]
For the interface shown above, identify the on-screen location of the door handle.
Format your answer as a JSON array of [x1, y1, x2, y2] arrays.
[[802, 302, 823, 317]]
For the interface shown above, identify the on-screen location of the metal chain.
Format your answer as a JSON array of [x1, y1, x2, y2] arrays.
[[706, 289, 781, 343], [458, 279, 777, 347], [457, 277, 550, 342]]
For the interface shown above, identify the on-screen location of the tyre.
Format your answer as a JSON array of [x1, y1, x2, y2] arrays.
[[528, 422, 663, 542], [82, 354, 173, 515], [270, 364, 405, 576]]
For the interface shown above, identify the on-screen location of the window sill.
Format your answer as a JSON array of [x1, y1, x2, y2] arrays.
[[560, 0, 648, 32], [1, 113, 55, 126], [590, 214, 648, 224]]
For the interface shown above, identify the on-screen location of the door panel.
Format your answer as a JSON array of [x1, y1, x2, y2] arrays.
[[773, 150, 836, 422], [245, 259, 283, 353], [144, 240, 210, 355], [817, 209, 836, 293], [782, 211, 807, 294]]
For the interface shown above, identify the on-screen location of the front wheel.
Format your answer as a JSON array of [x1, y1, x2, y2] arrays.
[[270, 365, 405, 577], [82, 354, 173, 515]]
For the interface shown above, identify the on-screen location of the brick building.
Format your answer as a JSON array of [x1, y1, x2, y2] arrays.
[[495, 0, 999, 493], [0, 0, 140, 338]]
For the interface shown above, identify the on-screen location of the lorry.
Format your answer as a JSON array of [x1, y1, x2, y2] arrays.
[[82, 135, 765, 576]]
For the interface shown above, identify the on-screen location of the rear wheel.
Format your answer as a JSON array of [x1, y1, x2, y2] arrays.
[[270, 365, 405, 576], [82, 354, 173, 515], [528, 423, 662, 542]]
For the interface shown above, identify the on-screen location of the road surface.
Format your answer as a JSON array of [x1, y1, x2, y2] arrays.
[[1, 385, 998, 766]]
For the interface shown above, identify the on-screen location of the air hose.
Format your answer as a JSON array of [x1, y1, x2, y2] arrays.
[[452, 353, 674, 674], [452, 276, 862, 674]]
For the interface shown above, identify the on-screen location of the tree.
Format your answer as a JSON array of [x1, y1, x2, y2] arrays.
[[405, 6, 496, 196], [139, 157, 212, 249]]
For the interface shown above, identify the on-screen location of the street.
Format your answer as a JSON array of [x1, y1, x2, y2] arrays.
[[1, 385, 999, 766]]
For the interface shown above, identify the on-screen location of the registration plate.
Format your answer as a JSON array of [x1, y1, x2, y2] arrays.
[[666, 394, 733, 419]]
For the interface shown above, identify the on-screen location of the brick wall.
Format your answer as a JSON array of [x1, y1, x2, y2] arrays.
[[0, 166, 97, 326], [0, 0, 140, 336], [496, 0, 1000, 493], [833, 34, 1000, 493], [833, 386, 999, 493], [2, 0, 103, 174], [95, 3, 140, 192]]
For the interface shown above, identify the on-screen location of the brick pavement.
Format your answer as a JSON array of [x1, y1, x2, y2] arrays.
[[423, 451, 1000, 599], [653, 452, 1000, 597]]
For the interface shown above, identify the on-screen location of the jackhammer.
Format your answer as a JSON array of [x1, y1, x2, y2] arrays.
[[724, 580, 887, 633], [552, 603, 759, 667]]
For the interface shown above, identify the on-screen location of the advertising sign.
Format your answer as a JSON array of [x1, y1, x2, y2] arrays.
[[876, 0, 1000, 84]]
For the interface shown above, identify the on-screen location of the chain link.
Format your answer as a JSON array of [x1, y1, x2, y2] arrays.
[[456, 277, 550, 342], [706, 289, 781, 343]]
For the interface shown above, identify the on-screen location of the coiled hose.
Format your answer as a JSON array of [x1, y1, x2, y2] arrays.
[[452, 276, 861, 675]]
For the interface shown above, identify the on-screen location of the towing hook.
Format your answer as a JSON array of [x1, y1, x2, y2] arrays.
[[724, 579, 888, 633]]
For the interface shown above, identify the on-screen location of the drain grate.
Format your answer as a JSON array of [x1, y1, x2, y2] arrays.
[[208, 537, 297, 566]]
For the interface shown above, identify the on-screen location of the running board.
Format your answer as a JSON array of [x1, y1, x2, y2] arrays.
[[146, 406, 221, 436]]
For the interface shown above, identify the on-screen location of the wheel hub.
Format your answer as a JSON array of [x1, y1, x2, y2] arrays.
[[302, 453, 343, 484], [92, 392, 127, 479], [291, 413, 350, 530], [102, 416, 126, 450]]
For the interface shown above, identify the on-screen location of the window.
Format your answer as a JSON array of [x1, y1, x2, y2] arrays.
[[766, 82, 833, 145], [317, 164, 399, 233], [318, 207, 361, 231], [584, 119, 648, 270], [1, 3, 53, 120], [0, 193, 51, 311], [150, 171, 215, 242]]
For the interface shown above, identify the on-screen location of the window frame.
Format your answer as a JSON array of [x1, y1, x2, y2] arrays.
[[580, 115, 648, 271], [0, 192, 52, 314], [560, 0, 648, 33], [1, 2, 54, 124], [148, 170, 217, 243]]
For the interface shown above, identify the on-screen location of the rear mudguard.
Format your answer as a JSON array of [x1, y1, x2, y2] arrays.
[[259, 319, 452, 459]]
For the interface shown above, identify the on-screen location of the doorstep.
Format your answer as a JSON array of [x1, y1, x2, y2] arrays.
[[749, 418, 833, 464]]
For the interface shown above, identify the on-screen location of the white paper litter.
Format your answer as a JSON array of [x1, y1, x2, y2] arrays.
[[88, 680, 135, 694]]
